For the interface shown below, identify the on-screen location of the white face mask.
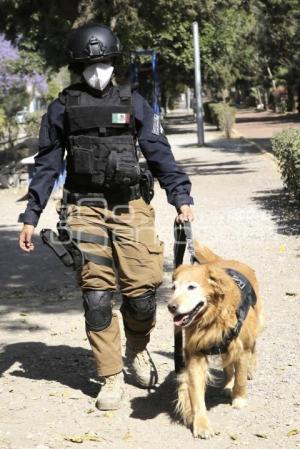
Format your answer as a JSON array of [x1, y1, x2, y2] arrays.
[[83, 62, 114, 91]]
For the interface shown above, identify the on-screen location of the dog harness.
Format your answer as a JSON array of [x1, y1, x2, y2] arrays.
[[172, 223, 257, 370], [199, 268, 257, 356]]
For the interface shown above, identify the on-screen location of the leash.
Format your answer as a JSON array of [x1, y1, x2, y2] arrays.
[[173, 220, 197, 373], [174, 220, 197, 267]]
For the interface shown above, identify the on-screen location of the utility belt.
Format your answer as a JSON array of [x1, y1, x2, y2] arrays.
[[64, 167, 154, 206], [64, 183, 141, 206]]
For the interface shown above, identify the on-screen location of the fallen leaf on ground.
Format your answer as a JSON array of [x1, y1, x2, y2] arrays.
[[103, 411, 115, 418], [64, 435, 83, 443], [285, 292, 297, 296], [122, 431, 133, 441], [255, 432, 268, 439], [278, 244, 286, 253], [20, 312, 28, 316], [64, 432, 102, 443], [229, 434, 238, 441], [287, 429, 299, 437], [82, 433, 102, 442]]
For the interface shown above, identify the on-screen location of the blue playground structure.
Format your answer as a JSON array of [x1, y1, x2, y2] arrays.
[[130, 49, 161, 115]]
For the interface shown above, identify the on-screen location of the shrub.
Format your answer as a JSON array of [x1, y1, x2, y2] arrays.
[[272, 128, 300, 200], [208, 102, 236, 138], [203, 101, 217, 124], [25, 111, 45, 137]]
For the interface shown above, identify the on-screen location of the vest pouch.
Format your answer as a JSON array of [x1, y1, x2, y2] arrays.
[[69, 135, 95, 175], [108, 151, 140, 187], [74, 147, 94, 174], [69, 135, 110, 185], [105, 136, 140, 189], [104, 136, 140, 188]]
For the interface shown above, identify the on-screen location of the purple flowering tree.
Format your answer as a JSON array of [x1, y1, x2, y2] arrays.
[[0, 34, 20, 92], [0, 34, 47, 147]]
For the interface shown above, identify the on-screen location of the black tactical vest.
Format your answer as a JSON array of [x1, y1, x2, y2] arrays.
[[62, 83, 140, 193]]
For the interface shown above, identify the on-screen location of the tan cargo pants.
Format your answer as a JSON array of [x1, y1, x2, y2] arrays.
[[66, 197, 164, 376]]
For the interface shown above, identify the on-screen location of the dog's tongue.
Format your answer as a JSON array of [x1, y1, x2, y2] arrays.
[[173, 314, 190, 327]]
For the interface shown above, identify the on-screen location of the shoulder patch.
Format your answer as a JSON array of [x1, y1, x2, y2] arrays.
[[152, 113, 160, 135]]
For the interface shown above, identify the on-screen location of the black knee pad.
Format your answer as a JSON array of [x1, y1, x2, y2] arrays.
[[82, 290, 113, 331], [121, 291, 156, 321]]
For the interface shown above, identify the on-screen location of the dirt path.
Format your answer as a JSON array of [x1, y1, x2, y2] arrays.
[[0, 119, 299, 449], [235, 108, 300, 151]]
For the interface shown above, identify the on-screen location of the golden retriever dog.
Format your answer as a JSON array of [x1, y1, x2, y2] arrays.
[[168, 242, 264, 439]]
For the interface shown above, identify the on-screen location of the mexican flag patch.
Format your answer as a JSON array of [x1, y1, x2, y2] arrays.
[[112, 113, 131, 124]]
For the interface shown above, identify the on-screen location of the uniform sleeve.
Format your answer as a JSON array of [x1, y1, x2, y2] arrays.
[[133, 92, 193, 209], [19, 99, 66, 226]]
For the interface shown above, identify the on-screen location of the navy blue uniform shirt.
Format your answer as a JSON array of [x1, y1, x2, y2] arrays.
[[21, 87, 193, 226]]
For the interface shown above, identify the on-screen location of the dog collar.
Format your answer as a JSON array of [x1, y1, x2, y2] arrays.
[[199, 269, 257, 356]]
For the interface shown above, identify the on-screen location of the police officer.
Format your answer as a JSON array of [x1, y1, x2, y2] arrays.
[[19, 23, 194, 410]]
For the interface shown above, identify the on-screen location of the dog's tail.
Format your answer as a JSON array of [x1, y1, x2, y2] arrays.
[[194, 241, 221, 264]]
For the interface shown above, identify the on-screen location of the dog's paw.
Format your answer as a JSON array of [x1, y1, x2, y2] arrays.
[[232, 396, 247, 409], [193, 416, 215, 439]]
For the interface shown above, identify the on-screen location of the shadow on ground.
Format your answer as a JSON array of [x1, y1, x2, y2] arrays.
[[178, 136, 263, 157], [206, 138, 263, 155], [244, 137, 272, 152], [251, 188, 300, 236], [0, 229, 170, 318], [0, 229, 81, 316], [236, 112, 300, 125], [0, 341, 99, 397], [0, 229, 76, 292], [130, 367, 230, 422], [164, 114, 217, 136], [177, 156, 255, 176]]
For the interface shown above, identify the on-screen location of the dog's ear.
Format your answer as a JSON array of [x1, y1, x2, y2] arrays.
[[192, 256, 201, 265], [207, 266, 226, 297]]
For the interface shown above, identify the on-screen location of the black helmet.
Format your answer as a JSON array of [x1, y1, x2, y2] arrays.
[[67, 23, 122, 63]]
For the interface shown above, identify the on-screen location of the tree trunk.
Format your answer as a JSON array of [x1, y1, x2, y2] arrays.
[[267, 66, 276, 90], [287, 84, 295, 112], [264, 90, 269, 110], [161, 91, 167, 116]]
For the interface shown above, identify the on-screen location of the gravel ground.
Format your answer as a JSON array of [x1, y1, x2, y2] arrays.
[[0, 118, 299, 449]]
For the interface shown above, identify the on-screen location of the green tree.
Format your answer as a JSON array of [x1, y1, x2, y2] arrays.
[[198, 2, 257, 98], [252, 0, 300, 111], [1, 0, 299, 109]]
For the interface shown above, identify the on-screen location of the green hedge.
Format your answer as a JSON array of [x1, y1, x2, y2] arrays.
[[203, 101, 217, 124], [204, 102, 236, 138], [272, 128, 300, 200]]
